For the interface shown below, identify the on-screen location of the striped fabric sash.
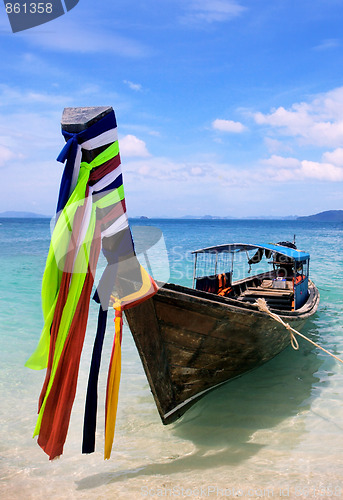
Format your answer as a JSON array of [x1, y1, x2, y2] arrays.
[[56, 110, 118, 213], [26, 109, 158, 461]]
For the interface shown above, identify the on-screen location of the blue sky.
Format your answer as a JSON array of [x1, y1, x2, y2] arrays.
[[0, 0, 343, 217]]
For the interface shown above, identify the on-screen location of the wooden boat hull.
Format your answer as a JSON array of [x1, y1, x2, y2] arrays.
[[124, 281, 319, 424]]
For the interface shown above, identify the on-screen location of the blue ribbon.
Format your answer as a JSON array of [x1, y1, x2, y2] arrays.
[[56, 133, 79, 214], [82, 304, 108, 454], [56, 110, 117, 214], [82, 228, 136, 454]]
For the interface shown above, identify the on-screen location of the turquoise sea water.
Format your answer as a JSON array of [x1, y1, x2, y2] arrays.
[[1, 218, 343, 499]]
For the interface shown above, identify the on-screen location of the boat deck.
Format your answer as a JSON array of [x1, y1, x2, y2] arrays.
[[239, 286, 294, 310]]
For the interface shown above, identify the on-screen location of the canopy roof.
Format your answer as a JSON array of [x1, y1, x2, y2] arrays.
[[191, 243, 310, 262]]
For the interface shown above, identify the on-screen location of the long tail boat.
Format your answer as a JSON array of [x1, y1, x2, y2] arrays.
[[124, 242, 319, 424]]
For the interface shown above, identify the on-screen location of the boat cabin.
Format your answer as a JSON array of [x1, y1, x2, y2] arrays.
[[191, 243, 310, 311]]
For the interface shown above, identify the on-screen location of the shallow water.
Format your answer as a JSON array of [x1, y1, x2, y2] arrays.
[[1, 218, 342, 499]]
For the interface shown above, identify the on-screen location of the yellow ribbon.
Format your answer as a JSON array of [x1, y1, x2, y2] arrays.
[[104, 305, 122, 459]]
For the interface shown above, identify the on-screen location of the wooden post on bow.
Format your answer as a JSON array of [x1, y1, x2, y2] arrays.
[[61, 106, 124, 255], [61, 106, 113, 162]]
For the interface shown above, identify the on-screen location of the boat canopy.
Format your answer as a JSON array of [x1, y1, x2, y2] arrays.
[[191, 243, 310, 263]]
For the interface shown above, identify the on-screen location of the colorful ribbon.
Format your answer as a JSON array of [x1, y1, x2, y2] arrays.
[[82, 242, 158, 456], [27, 109, 158, 461], [56, 110, 118, 213], [33, 146, 124, 459], [26, 142, 120, 372]]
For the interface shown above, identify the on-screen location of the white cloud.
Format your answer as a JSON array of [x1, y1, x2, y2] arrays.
[[190, 166, 204, 176], [314, 39, 340, 51], [260, 154, 343, 182], [19, 18, 151, 58], [125, 143, 343, 190], [322, 147, 343, 167], [264, 137, 293, 154], [254, 106, 312, 134], [125, 157, 183, 182], [120, 123, 161, 137], [0, 84, 71, 108], [181, 0, 246, 24], [120, 135, 151, 157], [261, 155, 301, 170], [0, 112, 61, 161], [301, 160, 343, 181], [254, 86, 343, 147], [0, 158, 63, 214], [0, 145, 16, 167], [0, 103, 63, 210], [124, 154, 258, 189], [212, 118, 247, 133], [124, 80, 143, 92]]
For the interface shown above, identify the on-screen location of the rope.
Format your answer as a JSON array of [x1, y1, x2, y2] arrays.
[[255, 298, 343, 364]]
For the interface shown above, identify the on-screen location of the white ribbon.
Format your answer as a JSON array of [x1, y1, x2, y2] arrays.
[[69, 127, 118, 197], [73, 166, 123, 262], [101, 213, 129, 239]]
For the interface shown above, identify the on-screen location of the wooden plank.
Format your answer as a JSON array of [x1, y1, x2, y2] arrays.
[[161, 324, 241, 354], [248, 286, 293, 293], [154, 300, 217, 335], [242, 289, 293, 297], [124, 298, 177, 416]]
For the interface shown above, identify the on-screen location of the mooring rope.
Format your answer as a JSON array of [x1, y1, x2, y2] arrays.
[[255, 298, 343, 364]]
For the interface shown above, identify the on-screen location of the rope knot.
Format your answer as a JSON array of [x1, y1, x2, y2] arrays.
[[112, 299, 122, 316], [80, 161, 93, 172], [56, 133, 80, 164], [114, 308, 122, 319]]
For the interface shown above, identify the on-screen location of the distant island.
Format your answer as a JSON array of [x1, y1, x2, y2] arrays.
[[132, 215, 299, 220], [2, 209, 342, 221], [297, 210, 343, 222], [181, 215, 234, 220], [0, 211, 50, 218], [179, 215, 298, 220]]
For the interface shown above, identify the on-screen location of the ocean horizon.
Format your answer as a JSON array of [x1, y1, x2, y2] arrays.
[[1, 209, 342, 221]]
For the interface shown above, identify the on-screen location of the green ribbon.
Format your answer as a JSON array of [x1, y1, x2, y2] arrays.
[[26, 142, 119, 371], [26, 141, 123, 436]]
